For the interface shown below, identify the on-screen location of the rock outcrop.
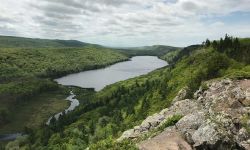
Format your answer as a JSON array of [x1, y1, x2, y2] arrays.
[[117, 79, 250, 150], [138, 126, 192, 150]]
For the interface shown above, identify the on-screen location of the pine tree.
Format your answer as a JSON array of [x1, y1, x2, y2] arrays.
[[140, 97, 150, 117], [205, 39, 211, 47], [212, 40, 218, 50], [218, 38, 224, 52]]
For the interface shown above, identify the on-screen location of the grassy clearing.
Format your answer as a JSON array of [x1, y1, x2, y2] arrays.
[[0, 89, 69, 134]]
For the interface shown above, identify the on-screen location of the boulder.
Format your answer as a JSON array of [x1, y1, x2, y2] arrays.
[[236, 128, 249, 143], [239, 141, 250, 150], [138, 126, 192, 150], [241, 88, 250, 106], [192, 122, 234, 149], [176, 112, 206, 132], [246, 89, 250, 100], [176, 112, 206, 143], [194, 86, 204, 99], [231, 87, 246, 101], [140, 113, 165, 130], [117, 129, 136, 141], [167, 99, 200, 116]]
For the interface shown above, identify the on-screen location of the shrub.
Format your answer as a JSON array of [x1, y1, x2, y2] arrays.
[[158, 115, 182, 132]]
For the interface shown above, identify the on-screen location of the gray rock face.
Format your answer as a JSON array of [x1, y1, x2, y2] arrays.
[[167, 99, 200, 116], [118, 79, 250, 150], [192, 121, 233, 149], [189, 79, 250, 149], [236, 128, 249, 143], [117, 99, 200, 141], [117, 113, 167, 141], [120, 129, 136, 139], [138, 126, 192, 150], [176, 112, 206, 144], [242, 88, 250, 106]]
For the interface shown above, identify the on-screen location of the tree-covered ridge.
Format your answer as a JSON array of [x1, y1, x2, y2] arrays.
[[7, 36, 249, 149], [204, 35, 250, 64], [0, 46, 128, 80], [0, 35, 91, 48], [0, 43, 128, 135], [127, 45, 181, 51], [117, 45, 181, 57]]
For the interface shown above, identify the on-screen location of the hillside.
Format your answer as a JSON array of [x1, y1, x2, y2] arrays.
[[127, 78, 250, 150], [0, 36, 129, 136], [6, 36, 250, 149], [126, 45, 180, 51], [117, 45, 181, 57], [0, 35, 91, 48]]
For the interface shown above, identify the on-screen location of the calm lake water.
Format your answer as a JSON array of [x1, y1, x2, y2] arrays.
[[55, 56, 168, 91]]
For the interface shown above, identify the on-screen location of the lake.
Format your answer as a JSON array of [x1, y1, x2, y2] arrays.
[[55, 56, 168, 91]]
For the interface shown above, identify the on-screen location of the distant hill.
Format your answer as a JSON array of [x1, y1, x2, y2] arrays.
[[117, 45, 182, 57], [0, 35, 91, 48], [127, 45, 180, 51]]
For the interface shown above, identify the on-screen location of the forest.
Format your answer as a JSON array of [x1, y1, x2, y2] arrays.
[[118, 45, 181, 57], [0, 36, 90, 48], [0, 36, 128, 136], [4, 35, 250, 149]]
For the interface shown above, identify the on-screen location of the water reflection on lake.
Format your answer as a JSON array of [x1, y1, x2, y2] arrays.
[[55, 56, 168, 91]]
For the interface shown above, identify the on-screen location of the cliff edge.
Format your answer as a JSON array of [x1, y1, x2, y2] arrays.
[[118, 79, 250, 150]]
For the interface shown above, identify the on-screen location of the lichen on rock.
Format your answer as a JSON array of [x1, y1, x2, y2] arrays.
[[118, 79, 250, 150]]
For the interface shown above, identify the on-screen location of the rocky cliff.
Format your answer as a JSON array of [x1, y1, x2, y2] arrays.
[[117, 79, 250, 150]]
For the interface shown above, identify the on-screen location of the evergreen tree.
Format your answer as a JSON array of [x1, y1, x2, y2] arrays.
[[233, 38, 240, 51], [205, 39, 211, 47], [89, 120, 95, 135], [219, 38, 224, 52], [212, 40, 218, 50], [140, 97, 150, 118]]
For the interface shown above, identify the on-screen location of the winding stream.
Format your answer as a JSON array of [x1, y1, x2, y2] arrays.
[[46, 91, 79, 125]]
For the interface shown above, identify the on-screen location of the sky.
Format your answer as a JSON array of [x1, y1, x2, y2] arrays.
[[0, 0, 250, 47]]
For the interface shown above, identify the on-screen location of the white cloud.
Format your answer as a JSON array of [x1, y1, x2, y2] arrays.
[[0, 0, 249, 47]]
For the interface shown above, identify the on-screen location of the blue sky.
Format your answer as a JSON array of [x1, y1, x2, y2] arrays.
[[203, 11, 250, 25], [0, 0, 250, 47]]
